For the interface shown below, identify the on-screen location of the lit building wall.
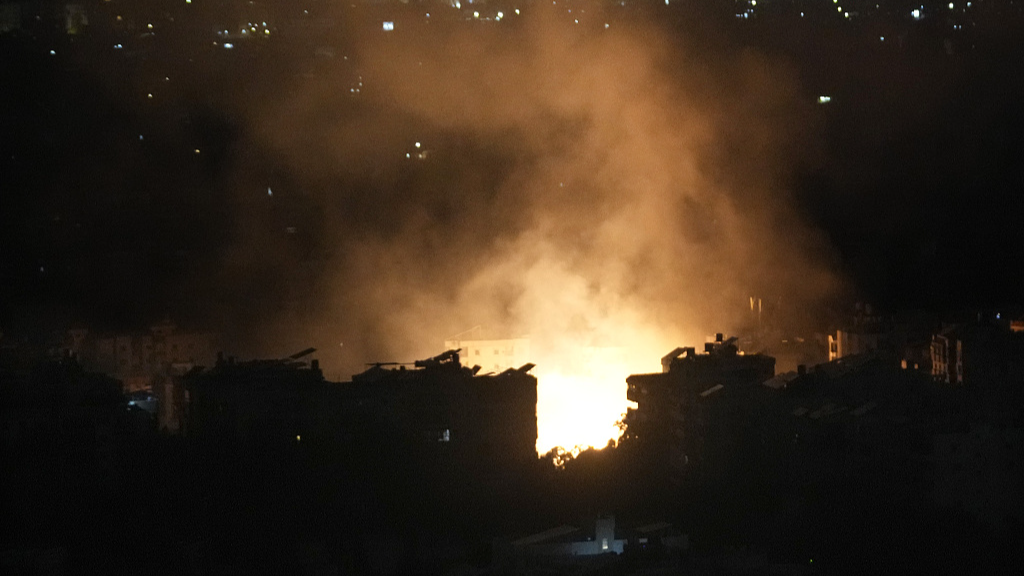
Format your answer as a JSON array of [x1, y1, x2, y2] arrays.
[[829, 329, 881, 361], [443, 337, 531, 373]]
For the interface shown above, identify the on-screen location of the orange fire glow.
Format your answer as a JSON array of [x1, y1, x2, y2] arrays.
[[531, 340, 671, 457]]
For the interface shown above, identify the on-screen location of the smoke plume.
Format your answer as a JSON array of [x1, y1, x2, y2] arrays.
[[228, 6, 843, 451]]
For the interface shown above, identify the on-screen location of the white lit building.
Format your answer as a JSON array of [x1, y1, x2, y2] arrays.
[[444, 330, 530, 373]]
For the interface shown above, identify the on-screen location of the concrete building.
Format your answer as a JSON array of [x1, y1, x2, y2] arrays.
[[348, 349, 538, 466], [504, 515, 626, 558], [625, 335, 775, 479], [931, 327, 964, 384], [184, 348, 539, 468], [494, 516, 688, 574], [444, 327, 530, 374], [62, 321, 218, 392]]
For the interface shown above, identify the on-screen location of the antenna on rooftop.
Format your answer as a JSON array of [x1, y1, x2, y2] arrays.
[[288, 347, 317, 360]]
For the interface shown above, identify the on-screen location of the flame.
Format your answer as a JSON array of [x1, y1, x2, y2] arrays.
[[535, 371, 632, 457], [533, 344, 660, 457]]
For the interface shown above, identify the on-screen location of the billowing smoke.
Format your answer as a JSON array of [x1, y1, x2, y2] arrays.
[[227, 6, 843, 453]]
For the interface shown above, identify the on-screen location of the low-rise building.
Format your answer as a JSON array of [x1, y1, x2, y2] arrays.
[[184, 348, 539, 469]]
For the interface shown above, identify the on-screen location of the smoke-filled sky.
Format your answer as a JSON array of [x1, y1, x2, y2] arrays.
[[3, 2, 1023, 451], [235, 8, 843, 375], [218, 7, 848, 450]]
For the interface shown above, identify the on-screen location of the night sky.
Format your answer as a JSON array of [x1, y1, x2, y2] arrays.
[[2, 3, 1023, 574], [2, 0, 1022, 355]]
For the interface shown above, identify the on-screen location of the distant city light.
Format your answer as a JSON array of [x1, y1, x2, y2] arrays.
[[268, 188, 273, 196], [383, 21, 394, 31], [912, 9, 922, 20], [49, 50, 55, 55], [223, 43, 234, 49], [818, 96, 832, 104]]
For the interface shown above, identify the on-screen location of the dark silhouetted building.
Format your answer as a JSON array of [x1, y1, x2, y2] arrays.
[[347, 349, 539, 466], [625, 335, 774, 481], [183, 348, 538, 470]]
